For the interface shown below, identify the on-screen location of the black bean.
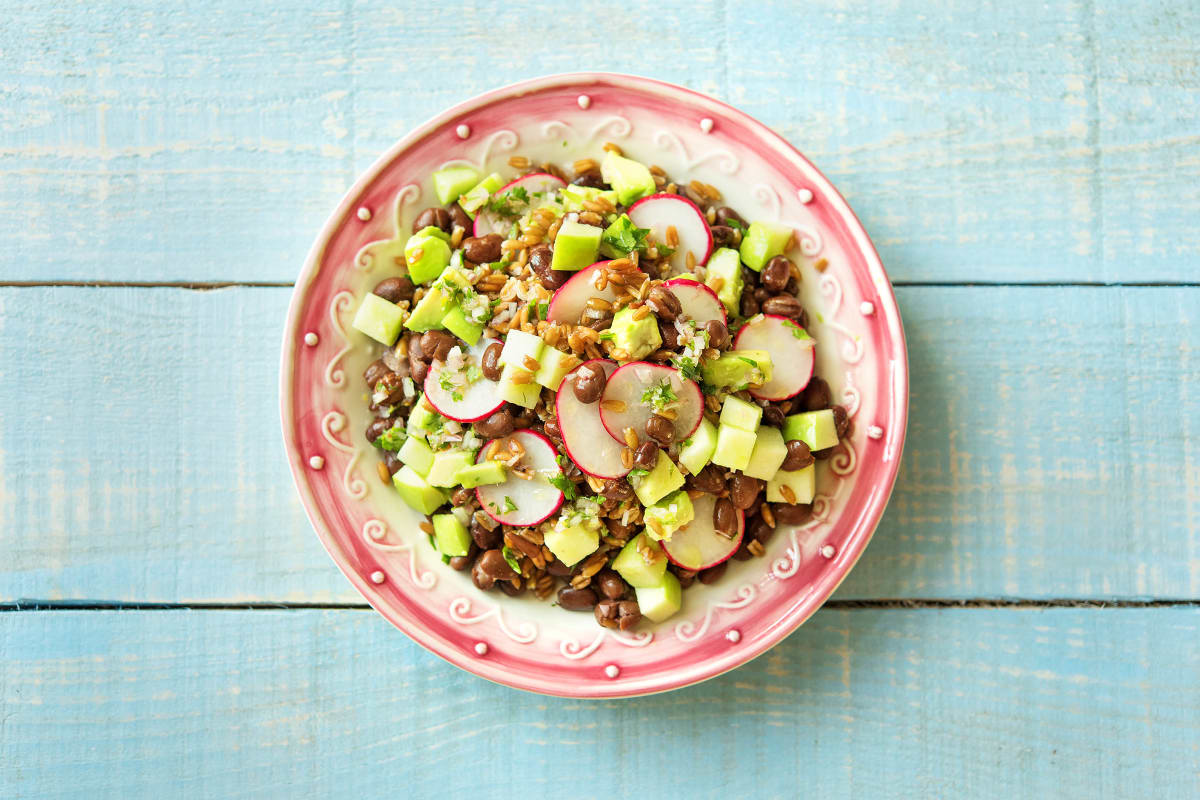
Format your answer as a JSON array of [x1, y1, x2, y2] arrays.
[[761, 295, 804, 321], [698, 561, 727, 584], [477, 549, 517, 580], [363, 359, 390, 388], [714, 207, 747, 228], [761, 256, 793, 294], [646, 286, 682, 321], [727, 473, 762, 510], [801, 377, 832, 411], [412, 207, 453, 235], [470, 519, 502, 550], [600, 478, 634, 501], [480, 341, 503, 381], [529, 244, 568, 290], [365, 417, 394, 444], [616, 600, 641, 631], [572, 172, 606, 189], [473, 408, 515, 439], [782, 439, 814, 471], [462, 234, 502, 264], [447, 204, 473, 235], [772, 503, 812, 525], [572, 362, 607, 404], [740, 293, 760, 318], [596, 569, 627, 600], [659, 320, 681, 350], [713, 497, 738, 538], [373, 276, 415, 304], [420, 330, 456, 362], [710, 225, 738, 248], [687, 465, 725, 494], [632, 441, 659, 470], [704, 319, 730, 350], [557, 586, 599, 611], [644, 414, 675, 446], [832, 404, 851, 439]]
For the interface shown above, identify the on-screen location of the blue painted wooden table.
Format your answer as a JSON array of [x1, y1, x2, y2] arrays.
[[2, 2, 1198, 797]]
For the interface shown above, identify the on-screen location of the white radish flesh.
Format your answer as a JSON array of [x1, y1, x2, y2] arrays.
[[422, 338, 506, 423], [661, 493, 744, 570], [663, 278, 726, 326], [627, 193, 714, 274], [733, 313, 816, 401], [555, 360, 630, 479], [598, 362, 703, 444], [475, 429, 564, 526], [473, 173, 568, 238]]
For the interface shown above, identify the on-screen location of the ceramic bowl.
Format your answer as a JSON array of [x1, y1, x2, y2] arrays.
[[280, 73, 907, 698]]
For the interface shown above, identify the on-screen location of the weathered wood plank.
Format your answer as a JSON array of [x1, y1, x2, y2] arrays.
[[1, 1, 1196, 283], [0, 608, 1195, 798], [1, 285, 1195, 602]]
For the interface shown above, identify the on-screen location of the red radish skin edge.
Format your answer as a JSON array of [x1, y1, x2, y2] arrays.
[[662, 506, 745, 570], [554, 359, 630, 480], [546, 260, 612, 324], [733, 313, 816, 402], [473, 173, 568, 238], [627, 193, 714, 267], [598, 362, 704, 443], [473, 429, 564, 526], [662, 278, 727, 325]]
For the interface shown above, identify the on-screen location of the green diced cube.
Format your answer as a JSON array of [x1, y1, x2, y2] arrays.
[[738, 220, 793, 272], [397, 435, 435, 476], [742, 425, 787, 481], [612, 533, 668, 588], [629, 450, 685, 507], [454, 460, 507, 488], [497, 363, 541, 408], [711, 424, 757, 471], [405, 229, 452, 285], [441, 306, 484, 345], [351, 293, 407, 346], [392, 465, 449, 514], [635, 571, 682, 622], [600, 151, 657, 206], [643, 490, 694, 541], [432, 165, 480, 205], [426, 450, 475, 488], [534, 347, 577, 391], [767, 464, 815, 505], [678, 417, 718, 476], [704, 248, 744, 315], [550, 221, 602, 271], [432, 513, 472, 557], [609, 306, 662, 361], [719, 395, 763, 432], [544, 522, 600, 568], [782, 409, 838, 451]]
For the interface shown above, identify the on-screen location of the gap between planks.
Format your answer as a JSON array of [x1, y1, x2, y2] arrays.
[[2, 280, 1200, 290], [2, 598, 1197, 612]]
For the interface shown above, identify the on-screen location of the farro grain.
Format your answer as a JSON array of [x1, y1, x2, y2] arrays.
[[665, 225, 679, 248], [601, 399, 627, 413], [761, 505, 776, 529], [508, 155, 531, 170], [377, 461, 391, 483], [780, 485, 797, 504], [602, 141, 623, 155], [747, 540, 766, 557], [814, 258, 829, 272]]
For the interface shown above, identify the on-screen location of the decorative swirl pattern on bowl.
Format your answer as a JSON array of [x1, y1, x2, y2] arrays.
[[320, 411, 367, 500], [447, 597, 538, 644], [322, 291, 356, 389], [652, 129, 740, 174], [361, 519, 437, 589], [558, 629, 654, 660], [674, 584, 758, 642]]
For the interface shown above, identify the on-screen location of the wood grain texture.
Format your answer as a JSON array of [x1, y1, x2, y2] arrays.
[[1, 0, 1196, 283], [0, 608, 1196, 798], [2, 285, 1196, 603]]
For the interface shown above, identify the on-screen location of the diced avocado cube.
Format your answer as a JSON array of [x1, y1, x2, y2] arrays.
[[629, 450, 685, 507], [426, 450, 476, 488], [739, 220, 793, 272], [635, 570, 682, 622], [767, 463, 815, 505], [404, 285, 450, 332], [497, 363, 541, 408], [436, 265, 472, 290], [457, 172, 505, 215], [454, 460, 507, 488], [720, 395, 763, 432], [561, 184, 619, 213], [392, 465, 449, 514], [600, 151, 656, 206], [742, 425, 788, 481], [643, 490, 694, 542], [405, 228, 453, 285], [432, 165, 480, 205], [782, 409, 839, 452], [544, 522, 600, 568], [678, 417, 718, 476], [351, 293, 407, 346], [612, 533, 668, 588], [711, 424, 757, 471], [406, 395, 440, 442], [599, 213, 647, 259], [608, 305, 662, 361], [534, 347, 577, 391], [432, 513, 472, 557], [441, 306, 484, 345], [700, 349, 773, 392], [397, 435, 435, 476], [498, 328, 545, 368], [550, 221, 603, 271], [704, 247, 744, 315]]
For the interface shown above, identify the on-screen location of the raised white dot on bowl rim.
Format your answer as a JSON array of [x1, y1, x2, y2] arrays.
[[456, 124, 470, 139], [860, 300, 876, 316], [699, 117, 714, 133], [867, 425, 884, 440], [577, 94, 591, 109], [604, 664, 619, 679], [820, 545, 836, 559], [474, 642, 489, 656], [304, 332, 319, 346], [725, 629, 741, 643], [356, 207, 371, 221], [308, 455, 324, 470], [369, 570, 386, 584], [797, 188, 814, 204]]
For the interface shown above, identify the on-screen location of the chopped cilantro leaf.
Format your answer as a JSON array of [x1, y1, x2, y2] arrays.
[[627, 468, 649, 480], [547, 473, 578, 501], [656, 243, 676, 259], [672, 355, 700, 381], [376, 423, 407, 451], [725, 218, 748, 235], [510, 186, 529, 204], [601, 214, 651, 256], [503, 496, 518, 513], [501, 545, 522, 573], [738, 356, 758, 366], [641, 379, 678, 410]]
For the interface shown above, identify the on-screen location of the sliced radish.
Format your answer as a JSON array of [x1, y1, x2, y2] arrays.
[[475, 429, 564, 526], [473, 173, 568, 237], [663, 278, 726, 325], [423, 337, 506, 423], [628, 193, 713, 274], [547, 260, 646, 326], [662, 493, 744, 570], [733, 313, 816, 401], [556, 360, 630, 480], [598, 362, 703, 444]]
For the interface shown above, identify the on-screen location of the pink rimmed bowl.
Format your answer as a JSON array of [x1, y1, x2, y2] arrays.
[[280, 73, 907, 698]]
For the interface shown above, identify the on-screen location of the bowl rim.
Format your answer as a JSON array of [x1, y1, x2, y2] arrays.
[[280, 71, 909, 698]]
